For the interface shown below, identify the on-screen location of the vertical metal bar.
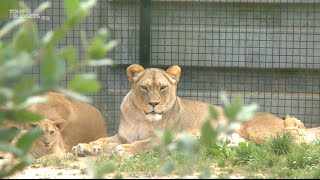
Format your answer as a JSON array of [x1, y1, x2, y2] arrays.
[[139, 0, 151, 67]]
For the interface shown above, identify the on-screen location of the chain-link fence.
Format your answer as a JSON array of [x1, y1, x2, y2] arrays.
[[1, 0, 319, 135]]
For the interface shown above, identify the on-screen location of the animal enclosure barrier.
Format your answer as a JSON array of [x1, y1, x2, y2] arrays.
[[2, 0, 319, 135]]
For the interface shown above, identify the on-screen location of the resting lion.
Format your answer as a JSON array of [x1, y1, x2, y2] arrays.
[[73, 64, 291, 156], [236, 114, 320, 144], [72, 64, 318, 157], [72, 64, 229, 156], [26, 92, 108, 153]]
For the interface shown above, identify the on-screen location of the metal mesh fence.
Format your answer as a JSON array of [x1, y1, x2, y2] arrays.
[[1, 0, 319, 135]]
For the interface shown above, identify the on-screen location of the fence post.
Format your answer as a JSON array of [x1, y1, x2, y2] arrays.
[[139, 0, 151, 67]]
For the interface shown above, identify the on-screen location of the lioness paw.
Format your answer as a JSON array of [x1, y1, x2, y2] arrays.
[[113, 144, 134, 157], [72, 143, 94, 157]]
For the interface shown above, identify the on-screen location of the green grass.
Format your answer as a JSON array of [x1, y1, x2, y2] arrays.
[[33, 137, 320, 178]]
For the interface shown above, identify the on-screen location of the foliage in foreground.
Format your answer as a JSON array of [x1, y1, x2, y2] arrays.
[[0, 0, 116, 178], [35, 136, 320, 179]]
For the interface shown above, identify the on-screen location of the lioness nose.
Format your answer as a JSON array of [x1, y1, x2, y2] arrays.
[[148, 101, 159, 108]]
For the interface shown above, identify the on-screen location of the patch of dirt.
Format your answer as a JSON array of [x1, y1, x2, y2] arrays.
[[7, 166, 89, 179], [1, 157, 246, 179]]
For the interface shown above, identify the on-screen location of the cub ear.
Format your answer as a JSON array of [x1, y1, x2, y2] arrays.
[[54, 119, 66, 131], [126, 64, 145, 82], [166, 65, 181, 83], [281, 114, 291, 120]]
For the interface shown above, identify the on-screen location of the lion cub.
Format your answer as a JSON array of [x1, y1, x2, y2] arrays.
[[27, 119, 66, 158], [27, 92, 108, 153], [237, 114, 319, 145], [283, 115, 320, 144]]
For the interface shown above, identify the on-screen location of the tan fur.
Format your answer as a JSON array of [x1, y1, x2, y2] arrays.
[[73, 64, 293, 156], [236, 112, 286, 144], [283, 115, 320, 144], [27, 119, 66, 158], [72, 64, 231, 156], [27, 92, 107, 152], [238, 113, 320, 145]]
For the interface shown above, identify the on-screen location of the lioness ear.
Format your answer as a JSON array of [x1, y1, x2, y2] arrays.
[[166, 65, 181, 83], [127, 64, 145, 82], [54, 119, 66, 131]]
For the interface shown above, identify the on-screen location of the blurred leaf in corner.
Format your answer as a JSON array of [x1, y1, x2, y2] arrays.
[[0, 0, 18, 17], [68, 74, 100, 94], [64, 0, 80, 18]]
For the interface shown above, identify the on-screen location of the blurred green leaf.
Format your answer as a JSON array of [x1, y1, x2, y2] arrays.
[[0, 0, 109, 178], [0, 52, 33, 81], [56, 88, 92, 103], [87, 37, 106, 60], [33, 1, 51, 15], [80, 0, 97, 10], [0, 127, 20, 141], [155, 129, 173, 146], [15, 128, 42, 156], [208, 104, 218, 120], [87, 27, 113, 60], [64, 0, 80, 18], [175, 133, 197, 157], [224, 96, 243, 122], [69, 74, 100, 93], [66, 6, 88, 27], [0, 142, 23, 157], [12, 76, 35, 104], [40, 50, 65, 90], [87, 159, 115, 179], [0, 109, 43, 123], [0, 160, 30, 178], [104, 40, 118, 52], [0, 18, 25, 39], [87, 58, 114, 67], [18, 96, 48, 109], [0, 88, 13, 103], [59, 46, 78, 68], [0, 0, 18, 17], [161, 161, 177, 175], [13, 21, 38, 53], [200, 120, 218, 148], [209, 148, 222, 155], [236, 103, 259, 122], [44, 26, 69, 49]]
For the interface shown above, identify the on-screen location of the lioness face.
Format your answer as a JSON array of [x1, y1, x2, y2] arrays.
[[28, 119, 65, 149], [127, 64, 181, 122]]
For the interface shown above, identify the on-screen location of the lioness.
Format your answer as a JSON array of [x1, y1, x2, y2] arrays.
[[72, 64, 230, 156], [72, 64, 313, 157], [27, 92, 107, 152]]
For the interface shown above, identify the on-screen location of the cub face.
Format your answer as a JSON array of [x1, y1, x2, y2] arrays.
[[27, 118, 65, 149], [126, 64, 181, 122]]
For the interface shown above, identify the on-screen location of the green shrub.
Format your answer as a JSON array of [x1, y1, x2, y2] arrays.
[[232, 142, 257, 165], [286, 145, 319, 170], [266, 134, 293, 156], [0, 0, 116, 178]]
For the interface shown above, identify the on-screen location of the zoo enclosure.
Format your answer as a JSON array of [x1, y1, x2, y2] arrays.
[[5, 0, 320, 135]]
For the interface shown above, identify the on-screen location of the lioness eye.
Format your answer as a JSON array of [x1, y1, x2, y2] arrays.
[[160, 86, 167, 91], [50, 131, 54, 134], [140, 86, 148, 91]]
